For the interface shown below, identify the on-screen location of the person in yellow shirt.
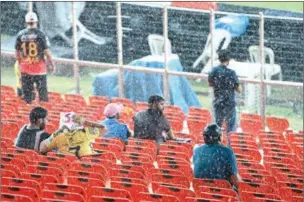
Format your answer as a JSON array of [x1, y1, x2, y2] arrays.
[[14, 61, 23, 98], [39, 115, 107, 158]]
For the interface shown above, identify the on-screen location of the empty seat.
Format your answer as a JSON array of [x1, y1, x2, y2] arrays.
[[154, 185, 196, 202], [193, 179, 231, 192], [44, 183, 86, 200], [110, 182, 148, 201], [88, 186, 132, 201], [138, 192, 179, 202], [1, 193, 33, 202], [152, 173, 190, 189], [1, 177, 41, 195], [42, 190, 84, 202], [1, 185, 39, 202]]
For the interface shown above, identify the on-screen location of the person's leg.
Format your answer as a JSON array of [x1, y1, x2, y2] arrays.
[[225, 106, 237, 147], [214, 104, 225, 128], [36, 75, 49, 102], [21, 74, 34, 104]]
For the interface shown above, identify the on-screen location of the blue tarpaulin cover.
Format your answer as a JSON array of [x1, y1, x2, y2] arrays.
[[215, 15, 250, 37], [92, 54, 201, 114]]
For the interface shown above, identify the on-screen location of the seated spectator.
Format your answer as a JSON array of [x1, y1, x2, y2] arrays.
[[193, 124, 239, 188], [39, 114, 107, 157], [15, 107, 50, 151], [101, 103, 132, 143], [133, 95, 177, 144]]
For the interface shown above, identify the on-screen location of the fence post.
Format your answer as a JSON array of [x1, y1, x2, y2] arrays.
[[259, 12, 266, 127], [163, 6, 170, 102], [27, 2, 33, 12], [72, 2, 80, 94], [116, 2, 124, 98], [210, 9, 215, 68]]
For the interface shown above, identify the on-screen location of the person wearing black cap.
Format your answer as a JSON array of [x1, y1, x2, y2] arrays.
[[193, 124, 239, 188], [133, 95, 177, 144], [208, 49, 242, 146]]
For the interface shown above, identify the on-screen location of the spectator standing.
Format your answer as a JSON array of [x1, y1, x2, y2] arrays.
[[101, 103, 132, 143], [15, 107, 50, 151], [15, 12, 55, 104], [40, 114, 107, 157], [208, 49, 242, 146], [193, 124, 239, 188], [133, 95, 176, 144]]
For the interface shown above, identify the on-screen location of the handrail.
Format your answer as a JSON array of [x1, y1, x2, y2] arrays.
[[2, 51, 302, 88]]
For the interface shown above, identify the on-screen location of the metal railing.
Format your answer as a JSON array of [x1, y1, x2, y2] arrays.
[[1, 2, 303, 125]]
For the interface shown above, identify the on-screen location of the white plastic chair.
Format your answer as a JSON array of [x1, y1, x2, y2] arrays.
[[248, 45, 282, 96], [148, 34, 172, 56], [193, 29, 232, 69]]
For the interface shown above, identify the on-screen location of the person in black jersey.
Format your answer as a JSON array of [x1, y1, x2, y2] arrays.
[[15, 12, 56, 104]]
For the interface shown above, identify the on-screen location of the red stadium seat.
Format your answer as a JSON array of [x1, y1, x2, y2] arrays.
[[1, 122, 19, 139], [6, 148, 38, 160], [111, 164, 146, 176], [240, 119, 263, 134], [82, 151, 116, 164], [1, 185, 39, 202], [266, 116, 289, 132], [158, 150, 189, 162], [88, 96, 109, 106], [109, 168, 145, 180], [125, 145, 156, 161], [64, 94, 87, 106], [88, 186, 131, 201], [138, 192, 179, 202], [122, 161, 154, 173], [159, 144, 192, 158], [151, 173, 190, 189], [1, 177, 41, 195], [185, 197, 221, 202], [232, 147, 261, 162], [240, 191, 283, 201], [44, 183, 86, 200], [1, 193, 33, 202], [47, 152, 78, 162], [21, 172, 58, 186], [95, 138, 125, 150], [110, 176, 147, 187], [89, 196, 131, 202], [42, 190, 84, 202], [93, 143, 123, 158], [195, 186, 237, 198], [69, 162, 108, 177], [192, 178, 232, 192], [67, 170, 106, 183], [238, 182, 276, 194], [149, 168, 186, 181], [154, 185, 196, 202], [2, 169, 18, 178], [1, 157, 26, 170], [120, 152, 153, 164], [158, 163, 193, 182], [36, 156, 70, 169], [48, 92, 63, 103], [110, 182, 148, 201], [1, 163, 21, 176], [197, 192, 238, 202], [25, 165, 64, 183], [67, 176, 105, 191]]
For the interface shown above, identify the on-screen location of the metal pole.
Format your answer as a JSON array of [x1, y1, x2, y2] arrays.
[[163, 6, 170, 102], [210, 9, 215, 68], [259, 12, 266, 127], [27, 2, 33, 12], [72, 2, 80, 94], [116, 2, 124, 98]]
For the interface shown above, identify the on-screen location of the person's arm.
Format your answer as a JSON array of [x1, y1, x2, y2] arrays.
[[233, 71, 242, 93], [229, 151, 239, 189], [235, 84, 242, 93], [15, 35, 22, 64], [167, 129, 176, 140], [44, 49, 55, 73], [74, 115, 107, 136], [42, 35, 55, 73], [39, 135, 57, 154], [208, 70, 215, 87], [193, 147, 202, 178]]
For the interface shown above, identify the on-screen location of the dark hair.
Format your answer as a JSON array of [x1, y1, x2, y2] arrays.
[[29, 107, 48, 124], [203, 124, 222, 145], [218, 49, 230, 63], [148, 95, 165, 104]]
